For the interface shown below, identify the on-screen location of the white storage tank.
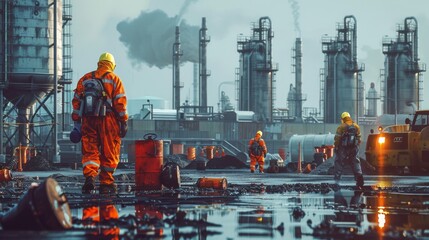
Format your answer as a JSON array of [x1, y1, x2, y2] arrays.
[[288, 134, 335, 163]]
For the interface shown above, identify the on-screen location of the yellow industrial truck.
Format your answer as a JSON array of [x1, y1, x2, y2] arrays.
[[365, 110, 429, 174]]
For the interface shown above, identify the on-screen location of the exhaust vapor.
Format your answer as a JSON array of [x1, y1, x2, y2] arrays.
[[117, 9, 199, 69]]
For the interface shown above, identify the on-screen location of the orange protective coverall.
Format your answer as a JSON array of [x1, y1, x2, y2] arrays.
[[248, 136, 267, 172], [72, 61, 128, 185]]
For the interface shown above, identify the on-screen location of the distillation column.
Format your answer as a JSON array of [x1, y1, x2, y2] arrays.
[[382, 17, 425, 115], [236, 17, 278, 122], [321, 15, 364, 123]]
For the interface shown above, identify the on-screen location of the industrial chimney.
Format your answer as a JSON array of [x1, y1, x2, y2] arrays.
[[199, 17, 210, 111], [172, 26, 183, 110], [292, 38, 306, 121], [294, 38, 302, 120], [193, 63, 198, 106]]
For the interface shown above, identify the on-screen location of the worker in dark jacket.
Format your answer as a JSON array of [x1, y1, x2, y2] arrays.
[[333, 112, 364, 189]]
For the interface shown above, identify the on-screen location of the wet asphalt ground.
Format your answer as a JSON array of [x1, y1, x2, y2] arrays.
[[1, 168, 429, 239]]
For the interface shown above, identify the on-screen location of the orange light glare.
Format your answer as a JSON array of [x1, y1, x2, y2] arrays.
[[378, 208, 386, 228], [378, 137, 385, 144]]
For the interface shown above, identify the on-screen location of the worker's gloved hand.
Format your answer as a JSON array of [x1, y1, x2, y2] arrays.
[[120, 121, 128, 138], [70, 122, 82, 143]]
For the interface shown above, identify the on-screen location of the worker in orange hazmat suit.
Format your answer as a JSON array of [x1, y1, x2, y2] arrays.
[[72, 52, 128, 194], [248, 130, 267, 173]]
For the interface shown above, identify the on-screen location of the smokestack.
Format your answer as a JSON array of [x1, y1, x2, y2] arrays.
[[193, 63, 198, 106], [199, 17, 210, 109], [172, 26, 183, 109], [295, 38, 302, 119]]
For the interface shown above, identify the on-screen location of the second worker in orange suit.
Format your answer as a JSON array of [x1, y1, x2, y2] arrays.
[[248, 130, 268, 173]]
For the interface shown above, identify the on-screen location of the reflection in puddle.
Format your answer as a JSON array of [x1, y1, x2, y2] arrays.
[[237, 208, 276, 237], [82, 204, 120, 239], [135, 203, 164, 237], [104, 190, 427, 238], [366, 192, 429, 231], [377, 207, 386, 229], [2, 184, 429, 239]]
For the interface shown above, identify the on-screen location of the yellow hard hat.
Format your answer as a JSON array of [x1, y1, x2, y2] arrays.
[[256, 130, 263, 136], [99, 52, 116, 66], [341, 112, 351, 119]]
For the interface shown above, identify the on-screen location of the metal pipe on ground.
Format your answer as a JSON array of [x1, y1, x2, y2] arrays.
[[0, 177, 72, 230]]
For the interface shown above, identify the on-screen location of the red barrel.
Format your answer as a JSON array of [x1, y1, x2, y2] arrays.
[[171, 143, 184, 154], [214, 147, 220, 158], [324, 145, 335, 159], [187, 147, 196, 160], [278, 148, 286, 160], [205, 146, 215, 160], [14, 146, 28, 172], [196, 177, 228, 190], [0, 169, 12, 182], [135, 139, 163, 190]]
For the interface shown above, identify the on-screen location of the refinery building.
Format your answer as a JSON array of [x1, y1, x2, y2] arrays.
[[0, 0, 425, 167]]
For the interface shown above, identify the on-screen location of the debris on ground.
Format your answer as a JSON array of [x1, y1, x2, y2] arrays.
[[183, 155, 247, 170], [206, 155, 247, 169], [164, 154, 191, 168], [23, 155, 58, 171]]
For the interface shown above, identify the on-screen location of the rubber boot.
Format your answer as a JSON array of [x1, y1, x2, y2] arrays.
[[356, 174, 364, 190], [100, 183, 117, 195], [82, 176, 96, 194]]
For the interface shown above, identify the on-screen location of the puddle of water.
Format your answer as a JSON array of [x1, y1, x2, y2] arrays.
[[2, 180, 429, 239], [63, 190, 429, 239]]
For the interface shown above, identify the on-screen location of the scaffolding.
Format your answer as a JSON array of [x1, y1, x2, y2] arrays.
[[60, 0, 73, 130]]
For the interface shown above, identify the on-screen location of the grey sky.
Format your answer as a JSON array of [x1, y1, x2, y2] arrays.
[[72, 0, 429, 112]]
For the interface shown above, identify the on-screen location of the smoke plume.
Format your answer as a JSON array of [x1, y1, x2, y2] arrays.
[[177, 0, 198, 24], [117, 9, 199, 69], [288, 0, 301, 36]]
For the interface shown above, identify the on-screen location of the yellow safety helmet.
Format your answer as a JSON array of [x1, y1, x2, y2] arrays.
[[256, 130, 263, 136], [341, 112, 351, 119], [99, 52, 116, 66]]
